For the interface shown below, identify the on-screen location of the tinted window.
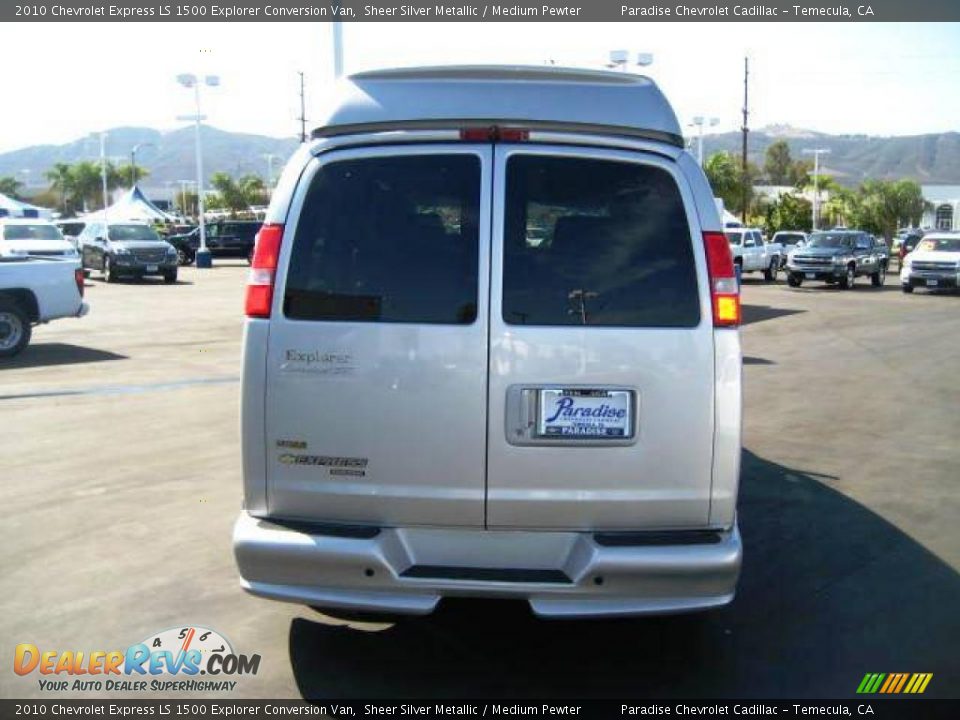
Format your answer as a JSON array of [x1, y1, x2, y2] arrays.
[[776, 233, 804, 245], [2, 224, 63, 241], [284, 155, 480, 324], [108, 225, 160, 242], [808, 233, 854, 249], [502, 155, 699, 327]]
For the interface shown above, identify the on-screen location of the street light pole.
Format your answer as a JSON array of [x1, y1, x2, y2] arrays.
[[130, 142, 154, 188], [176, 73, 219, 269], [99, 132, 109, 223], [689, 116, 720, 166], [803, 148, 831, 230]]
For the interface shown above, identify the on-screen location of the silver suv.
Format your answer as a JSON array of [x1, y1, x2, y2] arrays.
[[233, 66, 743, 618]]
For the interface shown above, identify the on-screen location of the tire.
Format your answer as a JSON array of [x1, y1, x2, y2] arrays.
[[902, 285, 914, 294], [103, 256, 117, 283], [177, 248, 195, 266], [839, 264, 856, 290], [163, 270, 178, 284], [871, 263, 886, 287], [787, 274, 802, 288], [763, 259, 778, 282], [0, 299, 32, 358]]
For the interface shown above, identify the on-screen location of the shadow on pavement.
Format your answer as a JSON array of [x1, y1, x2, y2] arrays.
[[743, 356, 775, 366], [288, 450, 960, 699], [741, 304, 805, 326], [0, 343, 127, 369]]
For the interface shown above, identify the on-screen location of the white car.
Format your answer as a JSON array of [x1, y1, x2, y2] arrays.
[[0, 255, 88, 357], [232, 66, 743, 619], [900, 232, 960, 293], [0, 219, 79, 260], [726, 227, 783, 281]]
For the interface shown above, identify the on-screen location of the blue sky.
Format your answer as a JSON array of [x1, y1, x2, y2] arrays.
[[1, 22, 958, 153]]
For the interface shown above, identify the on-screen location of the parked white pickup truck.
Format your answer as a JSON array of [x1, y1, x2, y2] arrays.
[[726, 227, 783, 282], [0, 257, 88, 357]]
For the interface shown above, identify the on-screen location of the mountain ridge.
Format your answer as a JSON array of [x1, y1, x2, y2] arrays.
[[3, 125, 960, 194]]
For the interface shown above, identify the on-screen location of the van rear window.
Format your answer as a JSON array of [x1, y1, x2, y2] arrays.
[[502, 155, 700, 327], [284, 155, 480, 324]]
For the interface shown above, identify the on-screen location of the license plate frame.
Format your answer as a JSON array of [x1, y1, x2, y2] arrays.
[[805, 272, 816, 279], [146, 264, 158, 273], [537, 388, 634, 440], [926, 279, 938, 287]]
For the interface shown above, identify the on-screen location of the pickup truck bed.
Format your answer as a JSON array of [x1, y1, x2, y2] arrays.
[[0, 256, 88, 357]]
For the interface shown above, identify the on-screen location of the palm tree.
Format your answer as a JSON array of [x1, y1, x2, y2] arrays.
[[0, 176, 23, 199], [68, 161, 106, 212], [44, 163, 74, 214]]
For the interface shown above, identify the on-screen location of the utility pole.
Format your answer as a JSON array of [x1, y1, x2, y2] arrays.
[[740, 56, 749, 224], [297, 71, 307, 143]]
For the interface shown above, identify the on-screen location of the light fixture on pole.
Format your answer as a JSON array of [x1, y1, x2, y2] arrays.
[[176, 72, 220, 269], [130, 142, 154, 189], [607, 50, 654, 71], [689, 116, 720, 165], [802, 148, 831, 230]]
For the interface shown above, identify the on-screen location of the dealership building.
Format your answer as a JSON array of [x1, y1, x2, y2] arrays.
[[921, 185, 960, 231]]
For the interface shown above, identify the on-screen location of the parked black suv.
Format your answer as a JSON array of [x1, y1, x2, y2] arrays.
[[785, 230, 888, 289], [166, 220, 262, 265]]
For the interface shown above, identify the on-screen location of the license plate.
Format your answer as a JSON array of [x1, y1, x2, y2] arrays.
[[146, 264, 158, 273], [926, 279, 938, 287], [538, 389, 633, 439], [805, 273, 816, 279]]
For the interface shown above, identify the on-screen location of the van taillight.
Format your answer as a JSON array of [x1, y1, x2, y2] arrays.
[[245, 223, 283, 318], [703, 231, 740, 328], [74, 268, 84, 298]]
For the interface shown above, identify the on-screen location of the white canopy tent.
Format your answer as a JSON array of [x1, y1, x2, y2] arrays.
[[0, 193, 54, 220], [82, 186, 177, 223]]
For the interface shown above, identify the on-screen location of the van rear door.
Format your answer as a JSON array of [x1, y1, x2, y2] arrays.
[[486, 146, 716, 530], [265, 145, 491, 527]]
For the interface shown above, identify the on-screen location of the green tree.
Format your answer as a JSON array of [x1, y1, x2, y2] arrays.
[[44, 163, 75, 213], [0, 176, 23, 199], [763, 193, 813, 234], [209, 172, 268, 213], [113, 163, 150, 188], [704, 151, 759, 216], [764, 140, 793, 185], [857, 179, 928, 239], [67, 161, 107, 211]]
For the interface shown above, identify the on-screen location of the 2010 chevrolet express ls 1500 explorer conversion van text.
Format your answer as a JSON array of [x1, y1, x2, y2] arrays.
[[233, 66, 743, 618]]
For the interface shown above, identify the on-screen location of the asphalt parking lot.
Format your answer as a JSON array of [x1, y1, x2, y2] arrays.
[[2, 264, 958, 699]]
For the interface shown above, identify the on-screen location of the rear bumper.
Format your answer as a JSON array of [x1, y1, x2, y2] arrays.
[[232, 512, 742, 618]]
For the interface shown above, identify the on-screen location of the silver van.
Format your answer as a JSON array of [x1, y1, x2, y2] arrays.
[[233, 66, 743, 618]]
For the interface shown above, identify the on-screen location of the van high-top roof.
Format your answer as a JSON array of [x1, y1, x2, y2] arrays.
[[313, 65, 684, 147]]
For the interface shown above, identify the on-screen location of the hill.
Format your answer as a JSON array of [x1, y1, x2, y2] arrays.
[[704, 126, 960, 185], [2, 125, 960, 199], [0, 126, 300, 197]]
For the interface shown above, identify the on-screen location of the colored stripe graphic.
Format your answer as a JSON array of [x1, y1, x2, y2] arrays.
[[858, 672, 932, 694]]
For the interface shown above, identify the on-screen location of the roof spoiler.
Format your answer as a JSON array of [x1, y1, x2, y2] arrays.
[[310, 119, 686, 149]]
